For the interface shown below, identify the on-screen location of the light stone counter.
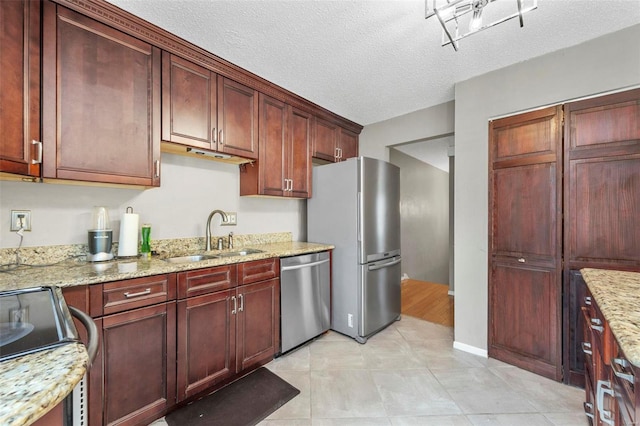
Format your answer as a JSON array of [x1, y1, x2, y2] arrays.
[[0, 343, 88, 426], [0, 236, 333, 291], [581, 268, 640, 367]]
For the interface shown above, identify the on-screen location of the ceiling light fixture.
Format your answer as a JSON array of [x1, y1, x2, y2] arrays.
[[425, 0, 538, 51]]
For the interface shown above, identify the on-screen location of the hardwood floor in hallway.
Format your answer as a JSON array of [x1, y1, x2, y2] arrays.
[[401, 279, 454, 327]]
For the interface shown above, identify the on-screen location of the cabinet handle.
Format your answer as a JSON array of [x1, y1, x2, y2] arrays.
[[212, 127, 217, 143], [289, 179, 294, 191], [590, 317, 604, 333], [123, 288, 151, 298], [219, 129, 224, 145], [231, 295, 237, 315], [581, 342, 592, 355], [596, 379, 615, 426], [339, 148, 343, 158], [335, 147, 339, 160], [583, 402, 594, 420], [31, 140, 43, 164], [283, 178, 288, 191], [517, 257, 526, 263], [584, 296, 592, 306], [154, 160, 160, 178], [613, 357, 635, 383], [238, 294, 244, 312]]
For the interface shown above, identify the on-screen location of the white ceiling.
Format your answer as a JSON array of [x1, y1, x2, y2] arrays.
[[106, 0, 640, 126]]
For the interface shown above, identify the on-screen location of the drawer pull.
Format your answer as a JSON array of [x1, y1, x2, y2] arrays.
[[583, 402, 594, 420], [238, 294, 244, 312], [596, 379, 615, 426], [231, 295, 237, 315], [584, 296, 592, 306], [517, 257, 526, 263], [590, 318, 604, 333], [123, 288, 151, 298], [613, 357, 635, 383], [581, 342, 592, 355]]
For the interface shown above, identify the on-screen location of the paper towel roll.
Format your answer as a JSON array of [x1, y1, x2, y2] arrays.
[[118, 210, 139, 257]]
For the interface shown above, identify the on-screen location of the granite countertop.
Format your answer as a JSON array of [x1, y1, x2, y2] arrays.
[[0, 343, 88, 426], [581, 268, 640, 368], [0, 240, 334, 291]]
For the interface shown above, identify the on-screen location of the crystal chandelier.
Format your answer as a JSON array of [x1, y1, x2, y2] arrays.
[[425, 0, 538, 51]]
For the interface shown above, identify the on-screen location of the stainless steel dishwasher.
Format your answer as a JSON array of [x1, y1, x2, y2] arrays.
[[279, 251, 331, 354]]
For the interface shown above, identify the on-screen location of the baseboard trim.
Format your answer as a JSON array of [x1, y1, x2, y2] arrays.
[[453, 341, 488, 358], [447, 290, 454, 296]]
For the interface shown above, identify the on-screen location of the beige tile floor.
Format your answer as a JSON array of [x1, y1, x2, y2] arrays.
[[153, 316, 588, 425]]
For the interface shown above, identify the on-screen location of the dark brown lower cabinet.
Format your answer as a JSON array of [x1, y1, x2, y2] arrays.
[[564, 270, 588, 388], [101, 303, 176, 426], [176, 259, 280, 403]]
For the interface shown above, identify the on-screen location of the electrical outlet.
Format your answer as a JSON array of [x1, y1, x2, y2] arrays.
[[10, 210, 32, 231], [221, 212, 237, 226]]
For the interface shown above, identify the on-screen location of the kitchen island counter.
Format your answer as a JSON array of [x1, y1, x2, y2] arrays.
[[581, 268, 640, 367], [0, 343, 88, 426]]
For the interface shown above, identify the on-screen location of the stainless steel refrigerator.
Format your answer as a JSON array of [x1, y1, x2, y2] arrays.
[[307, 156, 401, 343]]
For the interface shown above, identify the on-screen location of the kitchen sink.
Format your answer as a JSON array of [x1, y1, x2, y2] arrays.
[[163, 254, 219, 264], [216, 248, 264, 258]]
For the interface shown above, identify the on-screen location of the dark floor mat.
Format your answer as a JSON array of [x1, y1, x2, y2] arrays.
[[165, 367, 300, 426]]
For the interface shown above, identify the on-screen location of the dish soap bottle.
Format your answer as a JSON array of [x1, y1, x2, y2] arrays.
[[140, 224, 151, 258]]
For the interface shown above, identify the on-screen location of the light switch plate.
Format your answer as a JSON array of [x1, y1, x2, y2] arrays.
[[221, 212, 237, 226], [10, 210, 32, 231]]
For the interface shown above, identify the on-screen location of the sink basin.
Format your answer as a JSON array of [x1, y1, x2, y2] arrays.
[[217, 249, 264, 258], [163, 254, 219, 264]]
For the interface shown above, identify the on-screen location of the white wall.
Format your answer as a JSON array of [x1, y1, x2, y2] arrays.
[[359, 101, 455, 161], [0, 154, 306, 248], [455, 24, 640, 351]]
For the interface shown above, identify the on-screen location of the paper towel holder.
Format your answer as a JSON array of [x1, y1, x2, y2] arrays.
[[117, 206, 140, 259]]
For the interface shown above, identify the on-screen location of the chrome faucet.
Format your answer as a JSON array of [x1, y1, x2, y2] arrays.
[[205, 210, 228, 251]]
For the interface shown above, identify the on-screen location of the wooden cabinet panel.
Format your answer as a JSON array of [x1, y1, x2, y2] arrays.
[[102, 302, 176, 426], [177, 264, 236, 299], [488, 106, 562, 382], [217, 77, 258, 159], [42, 2, 161, 186], [491, 106, 560, 162], [0, 0, 41, 177], [489, 262, 561, 379], [257, 94, 288, 196], [289, 106, 313, 197], [176, 289, 236, 401], [102, 274, 175, 315], [338, 128, 358, 162], [567, 156, 640, 267], [313, 117, 338, 162], [238, 258, 279, 285], [162, 53, 217, 149], [236, 278, 280, 372], [563, 270, 587, 388], [491, 163, 558, 263]]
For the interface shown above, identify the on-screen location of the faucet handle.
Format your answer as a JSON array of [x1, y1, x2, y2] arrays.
[[228, 232, 234, 249], [217, 237, 224, 250]]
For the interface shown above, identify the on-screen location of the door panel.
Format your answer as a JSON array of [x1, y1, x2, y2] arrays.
[[489, 262, 561, 380], [360, 257, 401, 337], [258, 94, 287, 196], [217, 77, 258, 159], [358, 158, 401, 263]]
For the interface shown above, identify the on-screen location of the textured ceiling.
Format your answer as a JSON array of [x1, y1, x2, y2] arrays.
[[106, 0, 640, 126]]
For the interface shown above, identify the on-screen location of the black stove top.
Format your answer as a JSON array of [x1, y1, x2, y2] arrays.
[[0, 287, 79, 362]]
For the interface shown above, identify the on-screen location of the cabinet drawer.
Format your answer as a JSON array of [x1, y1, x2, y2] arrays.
[[103, 274, 175, 315], [238, 258, 279, 285], [612, 340, 636, 426], [177, 264, 237, 299]]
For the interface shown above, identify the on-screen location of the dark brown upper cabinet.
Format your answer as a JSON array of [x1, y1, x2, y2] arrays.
[[0, 0, 41, 178], [312, 116, 358, 163], [564, 88, 640, 270], [162, 52, 258, 161], [41, 2, 161, 187], [240, 94, 311, 198]]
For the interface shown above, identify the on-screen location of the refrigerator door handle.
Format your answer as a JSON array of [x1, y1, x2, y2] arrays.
[[368, 257, 402, 271], [281, 258, 330, 272], [357, 191, 362, 242]]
